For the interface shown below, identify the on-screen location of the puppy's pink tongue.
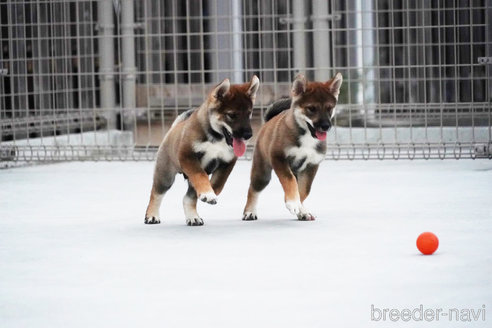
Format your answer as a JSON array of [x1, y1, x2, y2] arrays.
[[233, 138, 246, 157], [315, 131, 327, 141]]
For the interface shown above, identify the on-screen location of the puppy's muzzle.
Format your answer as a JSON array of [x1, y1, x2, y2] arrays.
[[318, 121, 331, 132], [235, 128, 253, 140]]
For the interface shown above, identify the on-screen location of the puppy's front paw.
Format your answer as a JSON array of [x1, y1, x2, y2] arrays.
[[145, 216, 161, 224], [199, 191, 218, 205], [285, 200, 303, 216], [242, 211, 258, 221], [285, 201, 316, 221], [186, 217, 204, 226]]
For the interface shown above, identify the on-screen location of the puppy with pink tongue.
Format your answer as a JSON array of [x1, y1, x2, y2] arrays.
[[243, 73, 342, 222], [145, 75, 260, 226]]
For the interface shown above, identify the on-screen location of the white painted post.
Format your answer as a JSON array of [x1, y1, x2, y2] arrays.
[[232, 0, 243, 83], [312, 0, 331, 81], [293, 0, 307, 74], [97, 0, 115, 128], [121, 0, 136, 125]]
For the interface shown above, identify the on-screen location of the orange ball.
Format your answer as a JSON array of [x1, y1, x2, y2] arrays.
[[416, 232, 439, 255]]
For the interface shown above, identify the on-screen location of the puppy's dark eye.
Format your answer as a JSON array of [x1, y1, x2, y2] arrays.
[[226, 113, 237, 120], [306, 106, 316, 114]]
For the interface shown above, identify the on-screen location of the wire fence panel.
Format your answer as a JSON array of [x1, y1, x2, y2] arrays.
[[1, 0, 491, 166], [0, 0, 108, 165]]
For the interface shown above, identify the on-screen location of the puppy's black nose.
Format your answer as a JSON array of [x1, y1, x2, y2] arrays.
[[320, 121, 331, 132], [242, 129, 253, 140]]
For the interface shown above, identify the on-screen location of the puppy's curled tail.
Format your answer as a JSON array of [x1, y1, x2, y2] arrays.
[[264, 98, 292, 122], [171, 107, 196, 128]]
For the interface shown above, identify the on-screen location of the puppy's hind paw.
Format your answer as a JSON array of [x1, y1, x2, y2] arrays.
[[298, 212, 316, 221], [242, 212, 258, 221], [199, 191, 218, 205], [186, 217, 204, 226], [145, 216, 161, 224]]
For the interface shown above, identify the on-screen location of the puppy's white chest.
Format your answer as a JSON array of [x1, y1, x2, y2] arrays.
[[193, 140, 234, 168], [285, 134, 326, 172]]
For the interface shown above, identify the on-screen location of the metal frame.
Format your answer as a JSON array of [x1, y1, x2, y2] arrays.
[[1, 0, 491, 166]]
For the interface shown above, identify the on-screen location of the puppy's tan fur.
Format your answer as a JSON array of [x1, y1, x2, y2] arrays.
[[243, 73, 342, 221], [145, 76, 259, 226]]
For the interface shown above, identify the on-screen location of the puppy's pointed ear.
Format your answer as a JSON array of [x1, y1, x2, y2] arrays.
[[291, 74, 307, 97], [326, 73, 343, 101], [212, 78, 230, 100], [247, 75, 260, 100]]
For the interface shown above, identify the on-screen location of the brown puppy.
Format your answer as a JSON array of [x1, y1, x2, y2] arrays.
[[145, 76, 260, 226], [243, 73, 342, 221]]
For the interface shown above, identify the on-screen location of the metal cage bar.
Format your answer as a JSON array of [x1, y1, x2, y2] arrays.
[[1, 0, 491, 166]]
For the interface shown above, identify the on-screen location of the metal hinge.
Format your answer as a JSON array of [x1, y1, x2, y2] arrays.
[[474, 143, 491, 158], [310, 14, 342, 21], [0, 146, 16, 161], [477, 57, 492, 65]]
